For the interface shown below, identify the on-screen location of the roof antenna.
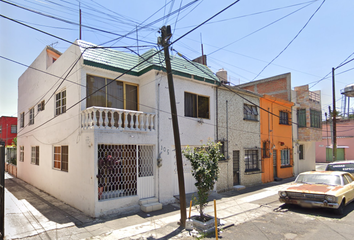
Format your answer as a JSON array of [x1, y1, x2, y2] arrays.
[[200, 33, 205, 65], [79, 2, 82, 40], [49, 41, 58, 48]]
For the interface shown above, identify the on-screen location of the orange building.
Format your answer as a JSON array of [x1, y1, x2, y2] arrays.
[[260, 95, 294, 183]]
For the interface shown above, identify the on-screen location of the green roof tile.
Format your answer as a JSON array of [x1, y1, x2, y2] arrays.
[[78, 40, 219, 84]]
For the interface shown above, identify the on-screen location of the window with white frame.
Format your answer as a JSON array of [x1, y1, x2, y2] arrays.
[[29, 107, 34, 125], [31, 146, 39, 165], [281, 149, 291, 166], [184, 92, 210, 119], [11, 125, 17, 133], [55, 90, 66, 116], [20, 146, 24, 162], [245, 149, 259, 172], [243, 104, 258, 121], [20, 112, 25, 128], [54, 146, 68, 172]]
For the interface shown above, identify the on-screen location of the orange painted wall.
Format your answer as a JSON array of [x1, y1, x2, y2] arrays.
[[260, 95, 294, 183]]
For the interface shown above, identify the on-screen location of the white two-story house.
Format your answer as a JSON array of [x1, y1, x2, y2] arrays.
[[17, 40, 219, 217]]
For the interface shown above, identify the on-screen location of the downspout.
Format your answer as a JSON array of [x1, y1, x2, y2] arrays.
[[226, 100, 229, 159], [157, 82, 161, 202], [216, 87, 218, 142]]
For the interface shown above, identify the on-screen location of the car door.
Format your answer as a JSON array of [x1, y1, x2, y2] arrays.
[[343, 174, 354, 203]]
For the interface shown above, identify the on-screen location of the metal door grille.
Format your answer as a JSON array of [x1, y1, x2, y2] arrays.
[[97, 144, 154, 201]]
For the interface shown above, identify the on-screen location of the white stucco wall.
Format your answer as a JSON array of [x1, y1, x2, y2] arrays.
[[17, 42, 218, 217]]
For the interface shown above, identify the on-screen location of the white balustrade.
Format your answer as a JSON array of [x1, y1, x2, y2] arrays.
[[81, 107, 155, 132]]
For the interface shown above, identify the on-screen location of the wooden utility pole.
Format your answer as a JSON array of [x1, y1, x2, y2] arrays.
[[158, 25, 187, 227], [332, 68, 337, 162]]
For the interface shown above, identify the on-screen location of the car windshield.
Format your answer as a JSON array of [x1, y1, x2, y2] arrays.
[[326, 163, 354, 173], [295, 173, 341, 186]]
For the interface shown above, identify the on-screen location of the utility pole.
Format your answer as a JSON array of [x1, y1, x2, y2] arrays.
[[332, 68, 337, 162], [158, 25, 187, 227]]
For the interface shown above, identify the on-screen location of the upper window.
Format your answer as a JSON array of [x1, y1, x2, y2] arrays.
[[245, 149, 259, 172], [184, 92, 210, 119], [281, 148, 291, 166], [87, 75, 138, 111], [38, 100, 45, 112], [29, 107, 35, 125], [297, 109, 306, 127], [11, 125, 17, 133], [20, 112, 24, 128], [310, 109, 321, 128], [31, 146, 39, 165], [54, 146, 68, 172], [56, 90, 66, 116], [20, 146, 24, 162], [243, 104, 258, 121], [279, 111, 289, 125], [299, 144, 304, 160]]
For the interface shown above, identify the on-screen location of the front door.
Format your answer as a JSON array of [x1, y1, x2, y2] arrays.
[[273, 150, 277, 179], [233, 150, 240, 185]]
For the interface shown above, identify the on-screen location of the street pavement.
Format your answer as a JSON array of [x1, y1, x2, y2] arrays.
[[4, 164, 334, 239]]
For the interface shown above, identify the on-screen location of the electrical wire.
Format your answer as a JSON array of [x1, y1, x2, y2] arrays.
[[252, 0, 326, 81]]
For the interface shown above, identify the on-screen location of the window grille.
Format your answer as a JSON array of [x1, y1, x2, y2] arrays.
[[310, 109, 321, 128], [279, 111, 290, 125], [299, 145, 304, 160], [262, 140, 270, 158], [297, 109, 306, 127], [243, 104, 258, 121], [280, 148, 292, 166], [245, 149, 259, 171], [97, 144, 154, 201]]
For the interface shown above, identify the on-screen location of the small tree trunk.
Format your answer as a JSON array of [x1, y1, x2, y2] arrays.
[[199, 202, 204, 219]]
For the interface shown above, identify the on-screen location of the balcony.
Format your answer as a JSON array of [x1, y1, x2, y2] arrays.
[[81, 107, 155, 132]]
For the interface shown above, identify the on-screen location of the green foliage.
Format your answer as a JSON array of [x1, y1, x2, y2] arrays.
[[12, 137, 17, 147], [183, 141, 223, 219]]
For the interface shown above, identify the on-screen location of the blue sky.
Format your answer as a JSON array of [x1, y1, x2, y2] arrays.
[[1, 0, 354, 117]]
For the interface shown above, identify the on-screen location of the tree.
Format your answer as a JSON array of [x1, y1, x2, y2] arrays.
[[182, 141, 223, 220], [12, 137, 17, 147]]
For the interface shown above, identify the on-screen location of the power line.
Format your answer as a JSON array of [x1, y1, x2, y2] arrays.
[[252, 0, 326, 81], [1, 0, 156, 45], [208, 1, 315, 56]]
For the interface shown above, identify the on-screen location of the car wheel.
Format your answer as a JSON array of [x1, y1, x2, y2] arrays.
[[335, 200, 345, 215]]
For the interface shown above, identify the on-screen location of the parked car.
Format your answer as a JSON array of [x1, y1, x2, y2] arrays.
[[279, 171, 354, 215], [325, 161, 354, 177]]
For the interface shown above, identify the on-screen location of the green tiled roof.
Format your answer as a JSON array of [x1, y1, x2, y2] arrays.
[[78, 40, 219, 84]]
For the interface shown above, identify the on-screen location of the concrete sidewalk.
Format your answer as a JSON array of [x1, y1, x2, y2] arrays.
[[5, 173, 295, 239]]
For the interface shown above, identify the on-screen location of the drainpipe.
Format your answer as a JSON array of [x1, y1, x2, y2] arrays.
[[216, 87, 218, 142], [157, 82, 161, 202], [226, 100, 229, 159]]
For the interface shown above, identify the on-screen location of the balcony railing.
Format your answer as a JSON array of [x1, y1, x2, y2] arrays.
[[309, 91, 320, 103], [81, 107, 155, 132]]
